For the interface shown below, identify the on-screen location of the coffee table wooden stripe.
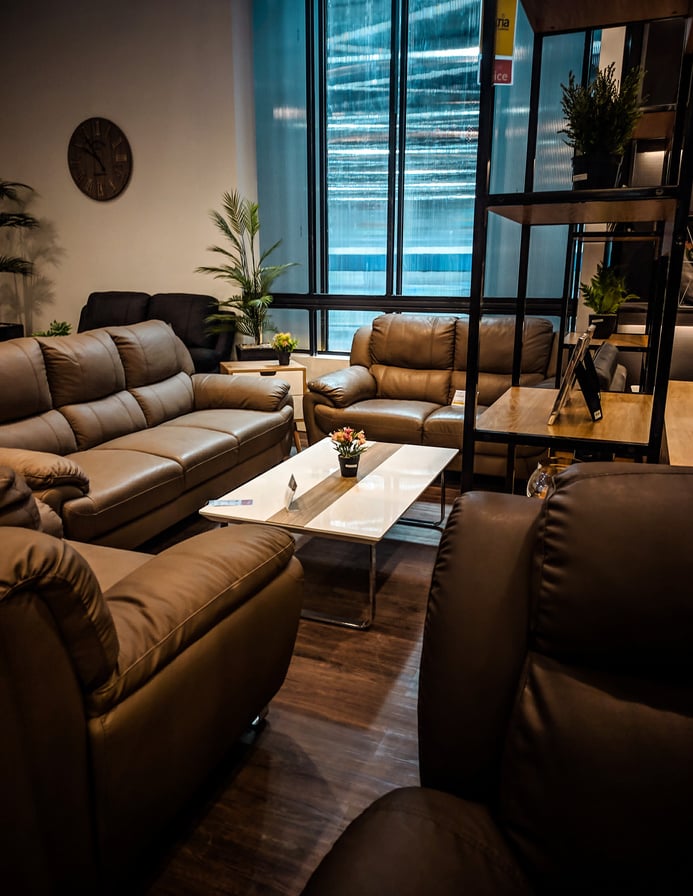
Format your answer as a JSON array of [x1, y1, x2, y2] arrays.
[[268, 442, 401, 528]]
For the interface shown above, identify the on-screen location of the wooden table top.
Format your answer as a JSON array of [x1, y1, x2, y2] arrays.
[[477, 386, 653, 447], [664, 380, 693, 466]]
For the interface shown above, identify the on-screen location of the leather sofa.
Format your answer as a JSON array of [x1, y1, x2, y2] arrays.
[[78, 290, 235, 372], [302, 462, 693, 895], [0, 465, 303, 893], [0, 319, 293, 548], [304, 313, 557, 478]]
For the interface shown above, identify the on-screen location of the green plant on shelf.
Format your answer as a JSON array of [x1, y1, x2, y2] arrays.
[[580, 263, 638, 314]]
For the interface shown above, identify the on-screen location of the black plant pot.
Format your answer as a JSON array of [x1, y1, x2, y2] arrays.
[[338, 455, 360, 478], [276, 350, 291, 366], [588, 313, 618, 339], [572, 153, 622, 190], [235, 343, 277, 361]]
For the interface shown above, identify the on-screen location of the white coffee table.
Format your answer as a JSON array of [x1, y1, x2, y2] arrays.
[[200, 439, 458, 629]]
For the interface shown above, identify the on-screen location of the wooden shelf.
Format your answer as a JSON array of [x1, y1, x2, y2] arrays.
[[564, 332, 649, 351], [476, 387, 653, 448], [520, 1, 693, 34], [488, 189, 677, 226]]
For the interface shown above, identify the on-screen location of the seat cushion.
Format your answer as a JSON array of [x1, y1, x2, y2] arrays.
[[302, 787, 533, 896], [163, 408, 292, 466], [312, 399, 439, 444], [61, 449, 185, 541], [101, 424, 240, 489]]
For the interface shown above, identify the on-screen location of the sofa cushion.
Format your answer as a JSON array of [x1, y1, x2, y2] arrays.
[[164, 408, 292, 467], [38, 330, 127, 406], [302, 787, 533, 895], [148, 293, 218, 349], [0, 411, 78, 454], [129, 373, 196, 427], [452, 317, 554, 405], [0, 337, 53, 423], [61, 449, 185, 542], [370, 314, 457, 369], [312, 399, 439, 444], [99, 424, 240, 490], [107, 320, 195, 386], [372, 365, 452, 405], [59, 393, 148, 451]]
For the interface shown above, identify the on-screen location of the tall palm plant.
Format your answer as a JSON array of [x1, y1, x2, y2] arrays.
[[196, 190, 295, 344], [0, 180, 39, 276]]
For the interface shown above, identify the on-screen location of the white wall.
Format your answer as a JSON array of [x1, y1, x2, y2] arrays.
[[0, 0, 256, 333]]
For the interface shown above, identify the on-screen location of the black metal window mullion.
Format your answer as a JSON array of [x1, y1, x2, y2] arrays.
[[385, 0, 403, 297], [393, 0, 410, 297], [315, 0, 329, 296]]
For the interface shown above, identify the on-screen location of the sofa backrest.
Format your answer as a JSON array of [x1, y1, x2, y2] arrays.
[[37, 329, 148, 450], [0, 321, 196, 454], [500, 464, 693, 885], [148, 293, 219, 349], [78, 291, 151, 331], [0, 337, 78, 453], [107, 320, 195, 426], [452, 316, 555, 406], [368, 314, 456, 404], [351, 313, 555, 407]]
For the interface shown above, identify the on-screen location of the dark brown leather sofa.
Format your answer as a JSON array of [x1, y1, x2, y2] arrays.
[[78, 290, 235, 372], [302, 463, 693, 894], [304, 313, 557, 478], [0, 319, 293, 548], [0, 466, 304, 893]]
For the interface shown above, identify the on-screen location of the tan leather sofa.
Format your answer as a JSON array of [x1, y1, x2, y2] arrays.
[[302, 463, 693, 895], [0, 466, 304, 893], [0, 319, 294, 548], [304, 313, 556, 478]]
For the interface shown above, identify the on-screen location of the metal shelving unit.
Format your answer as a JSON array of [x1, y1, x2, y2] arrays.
[[461, 0, 693, 491]]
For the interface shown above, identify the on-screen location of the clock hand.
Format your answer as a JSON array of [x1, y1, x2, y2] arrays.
[[76, 140, 106, 174]]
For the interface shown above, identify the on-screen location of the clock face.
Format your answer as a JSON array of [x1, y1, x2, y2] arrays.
[[67, 117, 132, 201]]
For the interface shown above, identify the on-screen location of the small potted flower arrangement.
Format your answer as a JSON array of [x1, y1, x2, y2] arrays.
[[330, 426, 368, 477], [272, 331, 298, 365]]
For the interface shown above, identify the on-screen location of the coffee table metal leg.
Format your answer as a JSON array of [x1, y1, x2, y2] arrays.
[[300, 541, 376, 631]]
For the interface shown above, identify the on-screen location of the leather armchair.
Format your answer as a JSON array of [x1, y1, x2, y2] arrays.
[[302, 463, 693, 894], [0, 467, 303, 893]]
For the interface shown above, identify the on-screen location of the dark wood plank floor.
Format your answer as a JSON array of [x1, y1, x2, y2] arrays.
[[132, 480, 450, 895]]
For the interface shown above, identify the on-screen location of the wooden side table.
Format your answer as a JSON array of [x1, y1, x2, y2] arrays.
[[219, 359, 307, 452]]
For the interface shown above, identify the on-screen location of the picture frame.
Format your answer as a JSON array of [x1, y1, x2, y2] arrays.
[[548, 326, 603, 425]]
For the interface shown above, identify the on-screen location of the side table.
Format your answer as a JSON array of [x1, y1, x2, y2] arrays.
[[219, 359, 307, 452]]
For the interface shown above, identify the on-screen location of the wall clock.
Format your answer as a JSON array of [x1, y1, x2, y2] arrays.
[[67, 117, 133, 201]]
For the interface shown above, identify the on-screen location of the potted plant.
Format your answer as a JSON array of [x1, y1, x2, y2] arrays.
[[330, 426, 368, 478], [196, 190, 296, 360], [559, 62, 644, 189], [271, 331, 298, 365], [580, 263, 638, 337]]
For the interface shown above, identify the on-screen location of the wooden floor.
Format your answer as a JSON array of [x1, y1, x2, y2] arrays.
[[131, 478, 452, 895]]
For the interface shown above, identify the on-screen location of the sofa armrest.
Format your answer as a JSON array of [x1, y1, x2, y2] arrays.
[[192, 372, 292, 412], [0, 448, 89, 492], [419, 491, 542, 799], [307, 366, 376, 408], [88, 525, 302, 712], [0, 528, 119, 691]]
